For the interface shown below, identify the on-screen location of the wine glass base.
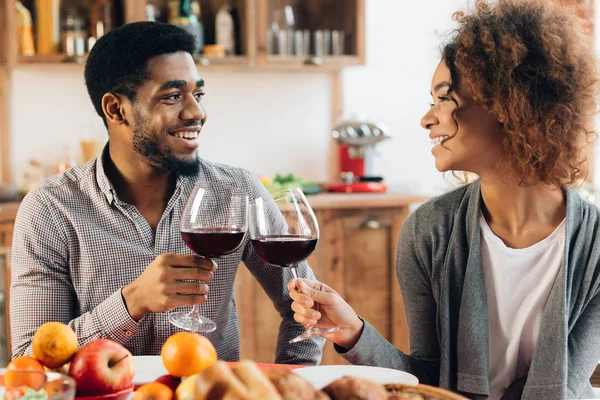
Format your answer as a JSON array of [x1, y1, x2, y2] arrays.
[[169, 311, 217, 333], [289, 326, 340, 344]]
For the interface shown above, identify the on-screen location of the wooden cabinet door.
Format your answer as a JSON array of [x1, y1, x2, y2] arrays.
[[316, 207, 410, 365], [0, 222, 13, 248]]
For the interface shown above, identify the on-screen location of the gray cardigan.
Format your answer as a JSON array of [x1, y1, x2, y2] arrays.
[[339, 180, 600, 399]]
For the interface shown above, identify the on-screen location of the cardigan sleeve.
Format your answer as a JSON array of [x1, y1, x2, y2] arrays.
[[566, 290, 600, 398]]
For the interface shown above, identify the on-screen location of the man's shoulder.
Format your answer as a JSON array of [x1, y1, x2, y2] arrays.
[[22, 162, 96, 209], [197, 158, 257, 187]]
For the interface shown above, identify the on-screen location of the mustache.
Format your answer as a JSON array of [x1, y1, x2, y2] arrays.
[[167, 121, 203, 133]]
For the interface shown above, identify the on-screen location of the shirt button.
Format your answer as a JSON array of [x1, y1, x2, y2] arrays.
[[125, 330, 133, 337]]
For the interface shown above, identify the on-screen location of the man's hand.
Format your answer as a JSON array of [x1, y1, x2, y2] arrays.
[[122, 253, 216, 321], [288, 278, 364, 350]]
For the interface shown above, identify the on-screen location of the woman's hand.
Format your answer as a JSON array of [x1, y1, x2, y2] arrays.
[[288, 278, 365, 350]]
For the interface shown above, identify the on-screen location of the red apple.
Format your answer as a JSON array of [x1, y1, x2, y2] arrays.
[[68, 339, 135, 396], [155, 374, 181, 392]]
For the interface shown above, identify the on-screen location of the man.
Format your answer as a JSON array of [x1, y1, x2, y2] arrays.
[[10, 21, 323, 364]]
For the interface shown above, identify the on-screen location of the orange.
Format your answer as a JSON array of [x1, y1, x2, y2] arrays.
[[160, 332, 217, 378], [31, 322, 78, 368], [132, 382, 173, 400], [5, 356, 46, 389]]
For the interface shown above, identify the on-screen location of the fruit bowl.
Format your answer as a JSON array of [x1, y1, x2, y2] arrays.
[[74, 387, 133, 400], [0, 368, 76, 399]]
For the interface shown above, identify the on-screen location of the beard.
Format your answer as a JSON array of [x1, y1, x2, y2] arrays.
[[131, 111, 200, 177]]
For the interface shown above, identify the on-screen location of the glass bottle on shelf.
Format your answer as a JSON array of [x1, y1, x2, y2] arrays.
[[15, 1, 35, 56], [268, 0, 297, 56], [62, 8, 87, 60], [35, 0, 60, 54], [90, 0, 113, 40], [215, 3, 234, 55], [169, 0, 204, 54]]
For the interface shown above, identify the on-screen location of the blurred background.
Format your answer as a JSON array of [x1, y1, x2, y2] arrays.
[[3, 0, 597, 196], [0, 0, 598, 370], [1, 0, 512, 197]]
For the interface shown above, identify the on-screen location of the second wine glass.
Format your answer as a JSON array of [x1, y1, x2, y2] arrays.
[[169, 183, 248, 333], [249, 187, 339, 343]]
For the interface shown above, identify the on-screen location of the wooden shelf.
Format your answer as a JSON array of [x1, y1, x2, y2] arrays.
[[18, 54, 87, 64], [16, 54, 357, 72], [264, 55, 361, 70]]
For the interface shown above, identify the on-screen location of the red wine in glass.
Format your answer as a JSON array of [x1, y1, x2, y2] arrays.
[[182, 228, 246, 259], [249, 188, 339, 343], [169, 184, 248, 333], [251, 235, 318, 267]]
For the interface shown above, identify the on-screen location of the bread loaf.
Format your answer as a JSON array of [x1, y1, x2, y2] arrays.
[[231, 361, 282, 400], [193, 361, 250, 400], [322, 376, 388, 400], [264, 367, 322, 400]]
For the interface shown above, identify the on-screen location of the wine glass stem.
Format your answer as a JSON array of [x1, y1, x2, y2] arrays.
[[290, 264, 300, 285], [290, 265, 316, 333], [189, 305, 200, 317]]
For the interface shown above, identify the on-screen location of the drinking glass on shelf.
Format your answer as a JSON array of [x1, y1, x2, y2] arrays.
[[332, 30, 345, 56], [249, 188, 339, 343], [169, 183, 248, 333]]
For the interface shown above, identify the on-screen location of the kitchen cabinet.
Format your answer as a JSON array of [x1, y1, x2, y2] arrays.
[[256, 0, 364, 70], [0, 202, 17, 365], [5, 0, 364, 71], [234, 193, 426, 365], [0, 0, 364, 184]]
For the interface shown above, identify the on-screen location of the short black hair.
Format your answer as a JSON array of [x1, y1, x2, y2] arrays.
[[84, 21, 197, 126]]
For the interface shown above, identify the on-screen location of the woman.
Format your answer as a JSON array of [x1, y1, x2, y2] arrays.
[[288, 1, 600, 399]]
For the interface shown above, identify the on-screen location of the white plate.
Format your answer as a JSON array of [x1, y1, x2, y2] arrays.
[[132, 356, 169, 385], [293, 365, 418, 389]]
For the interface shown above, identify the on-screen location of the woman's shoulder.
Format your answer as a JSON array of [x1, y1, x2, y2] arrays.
[[401, 182, 476, 246], [408, 183, 473, 224], [565, 186, 600, 227]]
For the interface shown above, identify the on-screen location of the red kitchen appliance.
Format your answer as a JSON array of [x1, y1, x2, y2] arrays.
[[327, 119, 391, 193]]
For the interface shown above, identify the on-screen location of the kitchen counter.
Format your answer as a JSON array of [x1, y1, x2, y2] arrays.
[[0, 192, 429, 255], [0, 193, 428, 218], [307, 192, 427, 210]]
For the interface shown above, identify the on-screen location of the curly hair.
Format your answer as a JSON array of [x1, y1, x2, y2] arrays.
[[442, 0, 598, 187]]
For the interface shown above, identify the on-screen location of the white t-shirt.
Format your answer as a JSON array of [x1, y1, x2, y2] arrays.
[[480, 214, 565, 400]]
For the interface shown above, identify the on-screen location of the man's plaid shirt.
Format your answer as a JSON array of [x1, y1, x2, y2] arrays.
[[10, 150, 323, 364]]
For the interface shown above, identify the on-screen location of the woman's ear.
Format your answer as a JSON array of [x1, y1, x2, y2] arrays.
[[102, 92, 127, 125]]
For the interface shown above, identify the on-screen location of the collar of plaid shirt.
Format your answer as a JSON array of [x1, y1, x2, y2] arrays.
[[10, 145, 324, 364]]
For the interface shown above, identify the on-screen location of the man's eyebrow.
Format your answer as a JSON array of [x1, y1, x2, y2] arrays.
[[196, 79, 205, 88], [158, 80, 187, 91], [430, 81, 451, 95]]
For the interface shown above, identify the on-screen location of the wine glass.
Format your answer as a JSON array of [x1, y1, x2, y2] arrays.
[[249, 187, 339, 343], [169, 183, 248, 332]]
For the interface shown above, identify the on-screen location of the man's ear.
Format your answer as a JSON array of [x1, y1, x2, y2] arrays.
[[102, 92, 129, 126]]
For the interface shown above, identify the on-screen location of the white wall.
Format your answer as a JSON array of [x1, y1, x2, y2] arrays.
[[10, 66, 332, 186], [342, 0, 467, 195], [11, 0, 528, 197]]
